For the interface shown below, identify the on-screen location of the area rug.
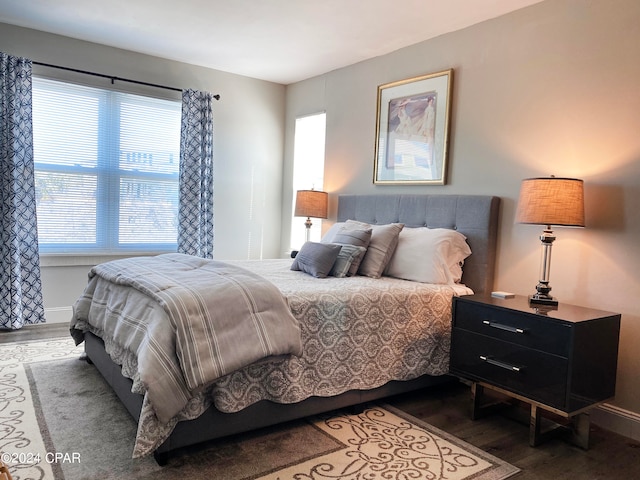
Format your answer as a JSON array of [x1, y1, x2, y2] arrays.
[[1, 337, 519, 480]]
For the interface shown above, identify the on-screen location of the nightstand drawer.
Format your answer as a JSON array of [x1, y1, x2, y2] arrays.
[[454, 300, 571, 357], [451, 329, 568, 409]]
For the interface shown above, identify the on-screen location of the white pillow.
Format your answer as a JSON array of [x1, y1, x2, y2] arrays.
[[384, 227, 472, 284]]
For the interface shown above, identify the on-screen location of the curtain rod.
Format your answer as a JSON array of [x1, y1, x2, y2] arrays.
[[33, 61, 221, 100]]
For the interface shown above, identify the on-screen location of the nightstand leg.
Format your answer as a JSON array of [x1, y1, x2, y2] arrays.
[[529, 404, 591, 449], [529, 404, 543, 446], [570, 412, 590, 450], [470, 381, 512, 420], [471, 382, 484, 420]]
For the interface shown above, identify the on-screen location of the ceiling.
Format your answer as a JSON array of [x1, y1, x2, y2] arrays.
[[0, 0, 543, 85]]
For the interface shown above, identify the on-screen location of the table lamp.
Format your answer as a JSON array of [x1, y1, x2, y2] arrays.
[[516, 176, 585, 306], [294, 189, 328, 242]]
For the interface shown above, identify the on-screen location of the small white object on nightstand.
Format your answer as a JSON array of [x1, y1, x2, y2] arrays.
[[491, 291, 515, 299]]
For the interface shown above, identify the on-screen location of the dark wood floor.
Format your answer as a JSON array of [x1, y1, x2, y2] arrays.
[[3, 324, 639, 478], [388, 383, 640, 479], [0, 322, 70, 343]]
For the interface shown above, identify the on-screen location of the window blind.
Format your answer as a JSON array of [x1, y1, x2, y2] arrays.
[[32, 78, 181, 254]]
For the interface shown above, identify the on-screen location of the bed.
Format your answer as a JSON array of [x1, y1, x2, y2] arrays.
[[70, 193, 500, 464]]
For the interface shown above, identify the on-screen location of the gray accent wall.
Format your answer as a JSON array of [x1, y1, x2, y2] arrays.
[[284, 0, 640, 423]]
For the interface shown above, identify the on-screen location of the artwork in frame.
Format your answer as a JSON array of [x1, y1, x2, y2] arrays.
[[373, 69, 453, 185]]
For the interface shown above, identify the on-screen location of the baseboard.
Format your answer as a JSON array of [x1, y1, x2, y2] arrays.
[[592, 403, 640, 442], [44, 306, 73, 324]]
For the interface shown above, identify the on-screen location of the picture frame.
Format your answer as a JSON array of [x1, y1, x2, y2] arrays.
[[373, 69, 453, 185]]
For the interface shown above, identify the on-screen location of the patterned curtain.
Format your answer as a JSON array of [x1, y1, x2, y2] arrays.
[[0, 52, 46, 329], [177, 89, 214, 258]]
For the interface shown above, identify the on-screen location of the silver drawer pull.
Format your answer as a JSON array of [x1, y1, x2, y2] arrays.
[[482, 320, 525, 334], [480, 355, 522, 372]]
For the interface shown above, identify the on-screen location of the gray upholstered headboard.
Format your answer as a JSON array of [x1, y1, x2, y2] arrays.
[[337, 194, 500, 296]]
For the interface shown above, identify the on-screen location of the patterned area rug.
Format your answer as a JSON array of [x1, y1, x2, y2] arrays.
[[0, 337, 519, 480]]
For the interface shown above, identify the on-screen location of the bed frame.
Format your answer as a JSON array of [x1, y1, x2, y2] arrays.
[[83, 194, 500, 464]]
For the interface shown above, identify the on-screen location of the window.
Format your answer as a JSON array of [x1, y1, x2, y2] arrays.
[[291, 112, 326, 249], [32, 78, 181, 254]]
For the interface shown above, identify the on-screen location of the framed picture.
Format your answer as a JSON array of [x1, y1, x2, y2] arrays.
[[373, 69, 453, 185]]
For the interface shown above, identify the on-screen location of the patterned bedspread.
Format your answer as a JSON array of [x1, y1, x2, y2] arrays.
[[71, 258, 472, 457]]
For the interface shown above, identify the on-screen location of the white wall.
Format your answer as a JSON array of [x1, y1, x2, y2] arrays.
[[0, 23, 286, 322], [284, 0, 640, 420]]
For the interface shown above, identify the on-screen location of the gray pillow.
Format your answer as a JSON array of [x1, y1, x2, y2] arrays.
[[291, 241, 342, 278], [320, 222, 345, 243], [347, 220, 404, 278], [331, 224, 372, 247], [329, 244, 368, 278], [329, 224, 372, 275]]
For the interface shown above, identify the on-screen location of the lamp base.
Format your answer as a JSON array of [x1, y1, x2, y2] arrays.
[[528, 294, 558, 306]]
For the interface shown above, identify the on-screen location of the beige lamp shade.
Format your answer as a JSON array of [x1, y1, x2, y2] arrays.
[[294, 190, 328, 219], [516, 177, 585, 227]]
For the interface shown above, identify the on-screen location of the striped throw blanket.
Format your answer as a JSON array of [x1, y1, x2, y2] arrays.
[[75, 253, 302, 423]]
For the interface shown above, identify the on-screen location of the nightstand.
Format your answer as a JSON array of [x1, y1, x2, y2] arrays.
[[450, 294, 621, 449]]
